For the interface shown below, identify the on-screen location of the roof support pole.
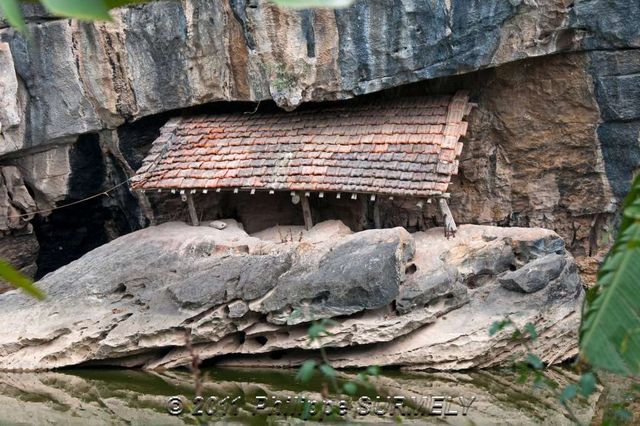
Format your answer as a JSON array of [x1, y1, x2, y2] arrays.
[[186, 193, 199, 226], [373, 199, 381, 229], [438, 197, 456, 238], [300, 194, 313, 231], [359, 197, 369, 229], [417, 199, 427, 232]]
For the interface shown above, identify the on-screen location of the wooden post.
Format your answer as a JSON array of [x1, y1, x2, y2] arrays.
[[300, 195, 313, 230], [359, 196, 369, 229], [373, 199, 381, 229], [416, 199, 426, 232], [438, 198, 457, 238], [186, 193, 199, 226]]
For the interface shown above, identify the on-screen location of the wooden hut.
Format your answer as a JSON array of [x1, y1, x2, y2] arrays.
[[130, 92, 472, 237]]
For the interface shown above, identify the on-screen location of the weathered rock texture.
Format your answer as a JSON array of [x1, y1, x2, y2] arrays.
[[0, 0, 638, 280], [0, 165, 38, 284], [446, 53, 619, 280], [0, 221, 583, 371]]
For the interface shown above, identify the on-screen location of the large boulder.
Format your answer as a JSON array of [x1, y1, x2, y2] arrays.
[[0, 220, 583, 371]]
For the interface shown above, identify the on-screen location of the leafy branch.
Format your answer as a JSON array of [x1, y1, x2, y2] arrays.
[[580, 174, 640, 375], [0, 260, 45, 300], [295, 318, 341, 394], [490, 318, 597, 425], [294, 315, 379, 403]]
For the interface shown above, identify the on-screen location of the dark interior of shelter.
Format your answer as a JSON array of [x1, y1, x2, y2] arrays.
[[147, 190, 443, 235]]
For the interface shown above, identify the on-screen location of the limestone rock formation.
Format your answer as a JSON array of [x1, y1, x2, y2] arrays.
[[0, 42, 22, 154], [0, 166, 38, 283], [0, 220, 583, 371], [0, 0, 637, 137], [0, 0, 637, 286]]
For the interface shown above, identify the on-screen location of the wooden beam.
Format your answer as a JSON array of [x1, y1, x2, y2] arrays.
[[186, 193, 199, 226], [438, 198, 457, 238], [300, 195, 313, 230]]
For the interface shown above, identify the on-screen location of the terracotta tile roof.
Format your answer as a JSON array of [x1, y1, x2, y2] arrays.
[[131, 92, 472, 197]]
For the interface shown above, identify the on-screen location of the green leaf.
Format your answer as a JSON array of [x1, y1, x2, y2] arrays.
[[0, 261, 45, 300], [489, 319, 512, 336], [560, 384, 578, 403], [308, 323, 326, 339], [366, 366, 380, 376], [624, 198, 640, 220], [611, 407, 633, 422], [524, 323, 538, 341], [517, 367, 530, 384], [0, 0, 27, 33], [532, 371, 545, 388], [526, 353, 543, 370], [489, 321, 501, 336], [321, 318, 338, 328], [543, 376, 560, 390], [620, 333, 629, 354], [620, 328, 640, 355], [288, 309, 302, 321], [319, 363, 335, 378], [40, 0, 112, 21], [578, 373, 597, 397], [271, 0, 355, 10], [296, 360, 316, 383], [580, 175, 640, 375], [300, 400, 313, 420], [343, 382, 357, 395]]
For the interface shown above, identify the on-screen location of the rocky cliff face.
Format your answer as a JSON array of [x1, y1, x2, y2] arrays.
[[0, 221, 583, 371], [0, 0, 638, 280]]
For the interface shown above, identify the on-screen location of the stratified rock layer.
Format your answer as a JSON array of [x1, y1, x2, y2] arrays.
[[0, 220, 583, 371]]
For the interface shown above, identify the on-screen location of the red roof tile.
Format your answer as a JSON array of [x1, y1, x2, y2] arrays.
[[131, 92, 471, 197]]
